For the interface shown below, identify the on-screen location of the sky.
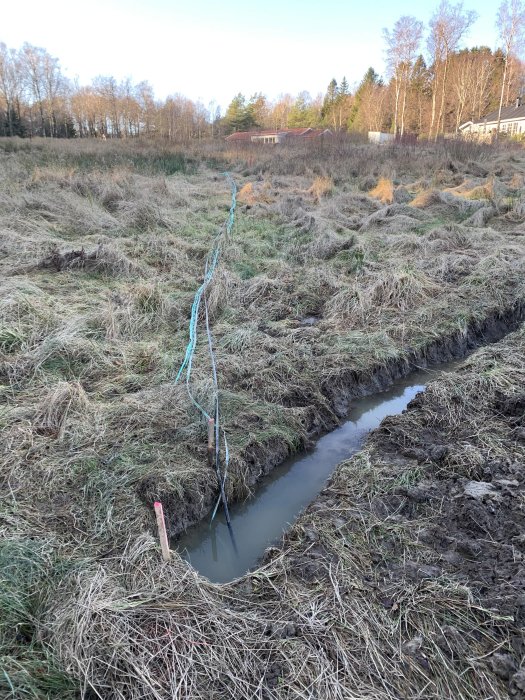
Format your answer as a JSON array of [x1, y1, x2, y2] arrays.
[[3, 0, 499, 113]]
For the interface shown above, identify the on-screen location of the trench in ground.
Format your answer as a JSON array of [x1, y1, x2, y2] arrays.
[[176, 360, 463, 583]]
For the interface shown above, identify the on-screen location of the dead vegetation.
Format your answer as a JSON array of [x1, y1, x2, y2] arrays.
[[34, 327, 525, 700], [369, 176, 394, 204], [37, 242, 141, 276], [1, 136, 525, 698]]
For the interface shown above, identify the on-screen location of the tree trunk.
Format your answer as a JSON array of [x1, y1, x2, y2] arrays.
[[400, 71, 408, 137], [505, 56, 514, 106], [496, 54, 509, 139], [6, 98, 13, 136], [428, 68, 439, 140], [436, 55, 450, 139], [393, 76, 400, 135]]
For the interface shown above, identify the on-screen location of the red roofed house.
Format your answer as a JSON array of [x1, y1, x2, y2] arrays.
[[225, 128, 332, 144]]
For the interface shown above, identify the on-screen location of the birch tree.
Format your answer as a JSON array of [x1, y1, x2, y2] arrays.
[[21, 44, 47, 136], [383, 16, 423, 136], [496, 0, 525, 136], [41, 50, 63, 137], [427, 1, 477, 139], [451, 49, 478, 131]]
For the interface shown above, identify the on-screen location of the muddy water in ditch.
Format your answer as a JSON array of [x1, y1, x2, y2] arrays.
[[176, 362, 460, 583]]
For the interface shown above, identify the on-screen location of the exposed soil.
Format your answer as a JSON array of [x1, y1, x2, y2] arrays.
[[329, 324, 525, 697], [162, 300, 525, 536], [379, 395, 525, 624]]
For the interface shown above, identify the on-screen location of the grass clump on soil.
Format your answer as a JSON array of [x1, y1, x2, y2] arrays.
[[308, 175, 333, 202], [1, 136, 525, 697]]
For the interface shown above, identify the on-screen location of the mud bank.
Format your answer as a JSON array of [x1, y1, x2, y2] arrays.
[[157, 301, 525, 538], [288, 323, 525, 698]]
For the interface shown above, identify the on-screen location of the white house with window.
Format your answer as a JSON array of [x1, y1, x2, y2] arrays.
[[460, 98, 525, 138]]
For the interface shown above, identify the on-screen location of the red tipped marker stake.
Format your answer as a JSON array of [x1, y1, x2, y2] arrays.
[[154, 501, 171, 562]]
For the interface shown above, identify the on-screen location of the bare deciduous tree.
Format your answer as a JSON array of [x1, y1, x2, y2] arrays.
[[383, 16, 423, 136], [428, 1, 477, 139], [21, 44, 47, 136], [0, 43, 23, 136], [496, 0, 525, 136]]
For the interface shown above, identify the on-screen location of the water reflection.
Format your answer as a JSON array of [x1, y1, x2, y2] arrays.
[[176, 364, 455, 583]]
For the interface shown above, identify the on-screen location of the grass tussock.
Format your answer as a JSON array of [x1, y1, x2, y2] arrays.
[[237, 180, 274, 205], [369, 177, 394, 204], [0, 538, 79, 699], [410, 189, 442, 208], [33, 380, 91, 439], [308, 175, 333, 202], [369, 269, 437, 311]]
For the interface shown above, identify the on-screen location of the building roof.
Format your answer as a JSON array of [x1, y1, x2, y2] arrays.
[[224, 128, 331, 142], [302, 128, 332, 139], [250, 129, 287, 135], [224, 131, 253, 141], [284, 128, 313, 135], [472, 103, 525, 125]]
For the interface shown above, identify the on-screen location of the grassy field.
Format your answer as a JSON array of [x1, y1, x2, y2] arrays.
[[1, 136, 525, 698]]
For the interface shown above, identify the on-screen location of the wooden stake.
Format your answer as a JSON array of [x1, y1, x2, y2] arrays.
[[154, 501, 171, 562], [207, 417, 215, 468]]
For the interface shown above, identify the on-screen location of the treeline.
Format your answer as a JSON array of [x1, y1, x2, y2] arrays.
[[1, 0, 524, 140], [319, 47, 517, 137], [222, 0, 525, 138], [0, 43, 212, 140]]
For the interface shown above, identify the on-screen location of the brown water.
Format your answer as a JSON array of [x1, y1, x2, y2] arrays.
[[176, 363, 459, 583]]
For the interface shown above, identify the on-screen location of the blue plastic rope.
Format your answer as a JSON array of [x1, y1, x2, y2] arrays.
[[174, 173, 237, 520], [175, 173, 236, 402]]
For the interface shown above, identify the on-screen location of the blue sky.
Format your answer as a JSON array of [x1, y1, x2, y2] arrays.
[[3, 0, 498, 112]]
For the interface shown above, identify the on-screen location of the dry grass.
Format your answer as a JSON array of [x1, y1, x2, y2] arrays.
[[308, 175, 333, 202], [1, 136, 525, 697], [369, 177, 394, 204], [38, 328, 525, 700], [237, 180, 275, 205], [33, 380, 91, 439], [410, 189, 442, 208], [368, 269, 438, 311]]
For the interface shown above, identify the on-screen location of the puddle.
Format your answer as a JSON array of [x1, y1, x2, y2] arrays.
[[176, 362, 461, 583]]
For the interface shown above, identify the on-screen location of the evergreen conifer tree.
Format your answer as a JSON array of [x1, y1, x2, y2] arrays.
[[347, 68, 382, 130], [223, 93, 256, 133], [321, 78, 339, 117]]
